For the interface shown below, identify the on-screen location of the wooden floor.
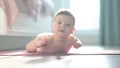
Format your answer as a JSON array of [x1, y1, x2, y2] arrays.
[[0, 46, 120, 68], [0, 55, 120, 68]]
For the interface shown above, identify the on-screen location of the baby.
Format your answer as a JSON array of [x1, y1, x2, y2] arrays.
[[26, 9, 82, 53]]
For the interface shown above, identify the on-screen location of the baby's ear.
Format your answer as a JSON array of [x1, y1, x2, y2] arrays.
[[71, 27, 75, 34]]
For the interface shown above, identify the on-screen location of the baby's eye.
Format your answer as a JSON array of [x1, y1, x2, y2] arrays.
[[66, 24, 70, 27], [57, 22, 62, 24]]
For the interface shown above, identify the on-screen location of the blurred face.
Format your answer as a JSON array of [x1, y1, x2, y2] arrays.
[[53, 15, 75, 38]]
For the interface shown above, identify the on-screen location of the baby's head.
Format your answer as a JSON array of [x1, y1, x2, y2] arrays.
[[53, 9, 75, 25], [52, 9, 75, 38]]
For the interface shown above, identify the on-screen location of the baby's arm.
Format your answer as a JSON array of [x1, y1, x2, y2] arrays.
[[70, 35, 82, 49], [26, 35, 49, 53], [73, 37, 82, 48]]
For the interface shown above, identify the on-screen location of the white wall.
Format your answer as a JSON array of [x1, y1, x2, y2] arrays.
[[0, 35, 99, 51], [0, 35, 35, 51]]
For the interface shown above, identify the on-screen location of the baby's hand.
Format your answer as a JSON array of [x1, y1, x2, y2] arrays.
[[73, 38, 82, 49], [34, 36, 51, 47]]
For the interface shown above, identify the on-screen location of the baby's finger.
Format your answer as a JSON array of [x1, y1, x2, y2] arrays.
[[43, 36, 52, 43], [73, 43, 81, 49], [36, 36, 50, 47]]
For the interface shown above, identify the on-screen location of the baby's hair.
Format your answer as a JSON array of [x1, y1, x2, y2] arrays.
[[54, 9, 75, 25]]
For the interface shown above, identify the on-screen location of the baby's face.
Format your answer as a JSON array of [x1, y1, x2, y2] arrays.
[[53, 15, 74, 38]]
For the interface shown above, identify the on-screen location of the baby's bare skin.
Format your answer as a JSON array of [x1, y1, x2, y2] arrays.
[[26, 33, 81, 53]]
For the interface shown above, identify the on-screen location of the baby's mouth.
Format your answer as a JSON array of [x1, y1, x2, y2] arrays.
[[59, 30, 64, 32]]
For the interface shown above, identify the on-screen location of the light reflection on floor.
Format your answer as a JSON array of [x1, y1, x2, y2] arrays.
[[37, 55, 109, 68], [69, 55, 108, 68], [69, 45, 104, 54], [68, 46, 109, 68]]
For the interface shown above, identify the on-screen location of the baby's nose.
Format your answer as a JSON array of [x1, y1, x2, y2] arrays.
[[60, 24, 65, 28]]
